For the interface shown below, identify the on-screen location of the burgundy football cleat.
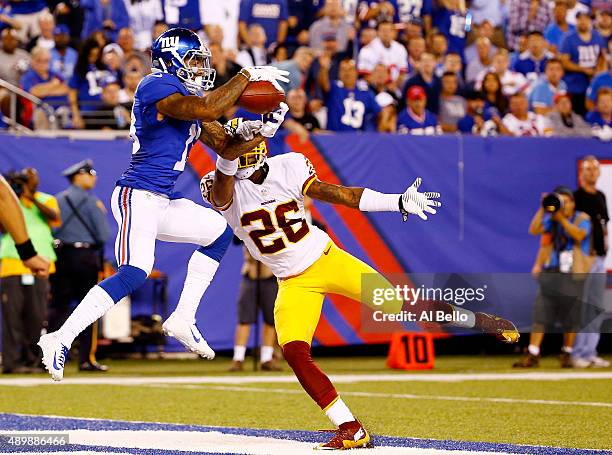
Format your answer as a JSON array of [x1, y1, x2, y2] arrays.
[[317, 420, 372, 450], [475, 312, 520, 344]]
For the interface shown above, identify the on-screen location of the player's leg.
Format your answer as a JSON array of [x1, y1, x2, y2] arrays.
[[260, 277, 280, 370], [39, 187, 160, 380], [156, 197, 232, 358], [275, 264, 370, 449]]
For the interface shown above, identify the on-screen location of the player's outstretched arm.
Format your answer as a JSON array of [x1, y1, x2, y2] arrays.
[[199, 121, 266, 160], [306, 177, 442, 221]]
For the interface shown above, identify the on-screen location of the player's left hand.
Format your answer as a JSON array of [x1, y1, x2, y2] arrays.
[[261, 102, 289, 138], [235, 120, 263, 141], [400, 178, 441, 221]]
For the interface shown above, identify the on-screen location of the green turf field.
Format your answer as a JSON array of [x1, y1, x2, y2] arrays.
[[0, 355, 610, 450]]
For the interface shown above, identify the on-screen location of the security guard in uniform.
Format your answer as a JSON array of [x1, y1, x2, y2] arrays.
[[49, 160, 111, 372]]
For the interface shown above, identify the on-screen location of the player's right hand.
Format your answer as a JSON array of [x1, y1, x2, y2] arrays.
[[242, 66, 290, 91], [23, 254, 50, 278], [399, 178, 441, 221]]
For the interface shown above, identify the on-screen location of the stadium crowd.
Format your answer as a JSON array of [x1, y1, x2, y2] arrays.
[[0, 0, 611, 139]]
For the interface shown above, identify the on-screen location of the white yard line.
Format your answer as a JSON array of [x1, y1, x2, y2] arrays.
[[141, 384, 612, 408], [0, 371, 611, 387], [0, 430, 518, 455]]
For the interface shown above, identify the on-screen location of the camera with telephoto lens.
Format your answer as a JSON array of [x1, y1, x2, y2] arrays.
[[4, 171, 28, 198], [542, 186, 573, 213]]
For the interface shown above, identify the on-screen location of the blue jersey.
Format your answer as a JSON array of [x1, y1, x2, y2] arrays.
[[397, 109, 440, 135], [20, 69, 69, 108], [50, 47, 78, 82], [512, 52, 551, 78], [8, 0, 45, 14], [164, 0, 201, 30], [586, 111, 612, 128], [457, 109, 492, 134], [586, 71, 612, 103], [69, 65, 112, 112], [117, 73, 201, 196], [326, 81, 380, 132], [391, 0, 432, 23], [239, 0, 289, 47], [432, 7, 466, 57], [542, 213, 590, 269], [559, 30, 605, 94], [529, 79, 567, 110], [544, 23, 575, 49]]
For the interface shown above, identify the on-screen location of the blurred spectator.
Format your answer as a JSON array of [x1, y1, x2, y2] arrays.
[[151, 20, 168, 43], [476, 50, 528, 97], [0, 167, 60, 374], [47, 0, 83, 41], [81, 0, 129, 42], [164, 0, 201, 31], [586, 87, 612, 141], [404, 17, 424, 41], [594, 9, 611, 42], [206, 24, 225, 48], [0, 29, 30, 86], [546, 92, 591, 136], [457, 90, 492, 135], [357, 21, 407, 90], [529, 58, 568, 115], [359, 27, 377, 48], [209, 43, 242, 89], [275, 46, 313, 92], [469, 0, 503, 33], [436, 52, 464, 87], [438, 71, 465, 133], [118, 70, 141, 107], [286, 88, 320, 132], [236, 24, 269, 67], [318, 58, 391, 132], [309, 0, 353, 53], [432, 0, 467, 57], [69, 38, 110, 129], [124, 53, 147, 75], [50, 25, 77, 82], [101, 43, 124, 81], [559, 11, 606, 116], [544, 0, 575, 51], [201, 0, 240, 52], [407, 36, 426, 73], [357, 0, 394, 31], [466, 37, 493, 84], [502, 93, 547, 136], [26, 11, 53, 50], [366, 64, 400, 106], [90, 77, 130, 129], [390, 0, 432, 35], [586, 52, 612, 111], [510, 32, 529, 68], [239, 0, 288, 49], [7, 0, 49, 43], [397, 85, 441, 135], [272, 43, 288, 62], [286, 0, 317, 48], [403, 52, 440, 114], [116, 28, 148, 63], [20, 46, 69, 128], [430, 32, 448, 69], [0, 4, 23, 32], [464, 20, 498, 64], [566, 0, 591, 26], [513, 31, 554, 85], [506, 0, 552, 51], [481, 72, 508, 115], [124, 0, 164, 51], [305, 33, 351, 102]]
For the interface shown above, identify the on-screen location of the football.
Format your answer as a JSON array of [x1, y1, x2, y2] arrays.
[[238, 80, 285, 114]]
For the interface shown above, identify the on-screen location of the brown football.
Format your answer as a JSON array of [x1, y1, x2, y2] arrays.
[[238, 80, 285, 114]]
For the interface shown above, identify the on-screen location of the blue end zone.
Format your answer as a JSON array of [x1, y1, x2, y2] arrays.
[[0, 414, 610, 455]]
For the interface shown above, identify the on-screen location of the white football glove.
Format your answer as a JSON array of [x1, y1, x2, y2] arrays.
[[400, 177, 441, 221], [261, 102, 289, 138], [235, 120, 263, 141], [241, 66, 290, 92]]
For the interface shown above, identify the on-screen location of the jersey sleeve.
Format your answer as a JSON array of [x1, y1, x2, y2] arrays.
[[286, 153, 318, 195], [138, 74, 187, 106]]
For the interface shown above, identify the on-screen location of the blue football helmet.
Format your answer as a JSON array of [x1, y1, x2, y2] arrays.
[[151, 27, 215, 94]]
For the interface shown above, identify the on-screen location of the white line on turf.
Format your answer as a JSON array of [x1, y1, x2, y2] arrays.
[[0, 430, 518, 455], [1, 371, 612, 387], [145, 384, 612, 408]]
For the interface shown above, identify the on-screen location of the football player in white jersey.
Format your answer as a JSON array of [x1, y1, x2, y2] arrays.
[[201, 117, 519, 450]]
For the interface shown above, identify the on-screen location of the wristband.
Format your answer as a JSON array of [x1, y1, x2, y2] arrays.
[[16, 238, 37, 261], [358, 188, 401, 212], [216, 156, 239, 176]]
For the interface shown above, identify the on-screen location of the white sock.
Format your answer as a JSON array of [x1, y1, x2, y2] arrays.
[[451, 306, 476, 328], [260, 345, 274, 363], [57, 285, 114, 347], [561, 345, 573, 354], [528, 344, 540, 356], [233, 345, 246, 362], [174, 250, 219, 323], [325, 398, 355, 427]]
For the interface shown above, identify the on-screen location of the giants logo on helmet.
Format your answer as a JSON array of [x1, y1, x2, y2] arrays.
[[159, 36, 179, 51]]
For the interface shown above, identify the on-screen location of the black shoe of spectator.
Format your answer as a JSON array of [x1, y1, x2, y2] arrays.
[[559, 352, 573, 368], [79, 361, 109, 372], [513, 353, 540, 368]]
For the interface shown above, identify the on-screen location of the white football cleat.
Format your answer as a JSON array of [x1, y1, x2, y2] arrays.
[[162, 314, 215, 359], [38, 332, 69, 381]]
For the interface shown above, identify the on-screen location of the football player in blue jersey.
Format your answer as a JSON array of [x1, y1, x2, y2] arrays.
[[38, 27, 290, 381]]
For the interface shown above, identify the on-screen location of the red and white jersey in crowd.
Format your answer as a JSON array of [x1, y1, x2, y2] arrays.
[[215, 153, 331, 278], [475, 69, 529, 97], [357, 38, 408, 82], [502, 112, 547, 137]]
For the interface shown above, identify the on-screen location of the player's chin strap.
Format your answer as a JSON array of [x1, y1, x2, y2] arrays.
[[236, 161, 268, 180]]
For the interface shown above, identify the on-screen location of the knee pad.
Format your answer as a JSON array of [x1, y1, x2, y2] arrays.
[[98, 265, 148, 303], [198, 224, 232, 263]]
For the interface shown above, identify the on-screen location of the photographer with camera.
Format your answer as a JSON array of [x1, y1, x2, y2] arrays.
[[0, 168, 60, 374], [514, 186, 593, 368]]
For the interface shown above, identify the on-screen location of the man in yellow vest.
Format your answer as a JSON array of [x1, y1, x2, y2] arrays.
[[0, 168, 60, 374]]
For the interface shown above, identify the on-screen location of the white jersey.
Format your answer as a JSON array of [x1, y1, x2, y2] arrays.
[[211, 153, 331, 278], [502, 112, 547, 137], [357, 38, 408, 82]]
